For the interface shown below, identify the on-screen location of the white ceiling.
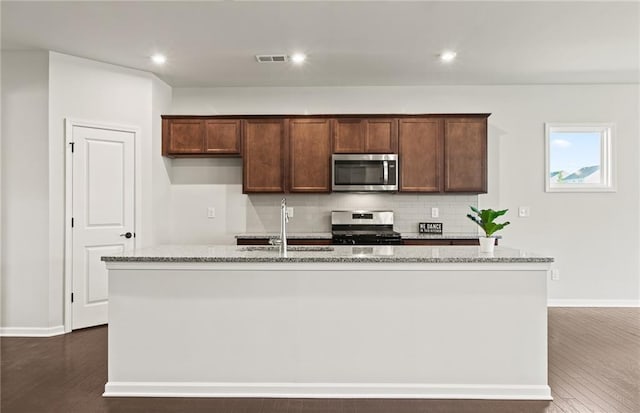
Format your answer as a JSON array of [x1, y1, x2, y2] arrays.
[[2, 1, 638, 87]]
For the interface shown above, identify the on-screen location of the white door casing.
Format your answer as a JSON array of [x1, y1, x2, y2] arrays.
[[68, 123, 136, 330]]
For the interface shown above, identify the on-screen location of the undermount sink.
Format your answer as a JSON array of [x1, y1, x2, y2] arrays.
[[238, 246, 334, 252]]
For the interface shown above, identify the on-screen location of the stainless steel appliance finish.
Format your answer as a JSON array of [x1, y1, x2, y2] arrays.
[[331, 210, 394, 226], [331, 210, 402, 245], [332, 154, 398, 192]]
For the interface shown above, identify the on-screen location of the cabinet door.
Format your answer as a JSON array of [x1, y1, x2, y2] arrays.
[[236, 239, 271, 246], [205, 119, 241, 155], [333, 119, 364, 153], [166, 119, 204, 154], [243, 119, 286, 193], [399, 118, 442, 192], [403, 239, 452, 246], [444, 118, 487, 193], [451, 239, 486, 246], [287, 239, 332, 246], [237, 238, 332, 246], [289, 119, 332, 192], [403, 239, 486, 246], [365, 119, 398, 153]]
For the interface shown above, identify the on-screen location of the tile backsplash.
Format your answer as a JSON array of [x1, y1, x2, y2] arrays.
[[246, 193, 479, 234]]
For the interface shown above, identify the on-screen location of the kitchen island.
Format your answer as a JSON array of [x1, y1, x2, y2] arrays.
[[102, 245, 553, 400]]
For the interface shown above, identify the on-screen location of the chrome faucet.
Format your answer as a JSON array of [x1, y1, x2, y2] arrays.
[[268, 198, 290, 255], [279, 198, 289, 255]]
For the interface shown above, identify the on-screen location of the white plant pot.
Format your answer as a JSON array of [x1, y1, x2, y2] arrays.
[[479, 237, 495, 253]]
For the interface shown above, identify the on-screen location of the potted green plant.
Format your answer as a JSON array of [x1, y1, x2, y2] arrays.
[[467, 206, 511, 253]]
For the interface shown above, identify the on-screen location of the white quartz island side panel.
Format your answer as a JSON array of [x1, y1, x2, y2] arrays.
[[102, 246, 553, 400]]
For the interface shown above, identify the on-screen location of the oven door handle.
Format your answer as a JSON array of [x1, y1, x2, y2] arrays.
[[383, 160, 389, 185]]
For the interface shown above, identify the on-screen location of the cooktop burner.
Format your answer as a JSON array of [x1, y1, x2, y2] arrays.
[[331, 210, 402, 245]]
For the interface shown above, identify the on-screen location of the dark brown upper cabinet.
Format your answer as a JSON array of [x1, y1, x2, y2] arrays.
[[162, 114, 488, 194], [398, 118, 443, 193], [162, 117, 241, 157], [205, 119, 241, 155], [163, 118, 204, 155], [333, 118, 397, 153], [242, 119, 286, 193], [289, 119, 332, 193], [444, 117, 487, 193]]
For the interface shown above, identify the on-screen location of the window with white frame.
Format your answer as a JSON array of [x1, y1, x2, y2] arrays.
[[545, 123, 615, 192]]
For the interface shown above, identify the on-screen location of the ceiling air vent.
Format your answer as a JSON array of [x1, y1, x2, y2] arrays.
[[255, 54, 289, 63]]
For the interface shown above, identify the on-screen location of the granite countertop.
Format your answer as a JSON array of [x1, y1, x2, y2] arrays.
[[235, 232, 332, 239], [102, 245, 553, 264], [400, 232, 499, 240], [235, 232, 495, 240]]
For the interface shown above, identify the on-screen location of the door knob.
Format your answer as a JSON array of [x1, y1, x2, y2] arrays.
[[120, 232, 133, 239]]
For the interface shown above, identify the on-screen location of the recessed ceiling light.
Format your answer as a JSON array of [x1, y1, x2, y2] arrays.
[[151, 54, 166, 65], [290, 53, 306, 64], [440, 51, 457, 63]]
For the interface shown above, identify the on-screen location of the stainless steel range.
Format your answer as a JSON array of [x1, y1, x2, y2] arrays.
[[331, 210, 402, 245]]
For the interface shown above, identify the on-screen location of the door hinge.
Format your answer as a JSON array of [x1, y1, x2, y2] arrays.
[[71, 217, 74, 228], [69, 142, 75, 153], [71, 293, 74, 303]]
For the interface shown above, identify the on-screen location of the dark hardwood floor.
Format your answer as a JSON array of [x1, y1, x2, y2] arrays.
[[2, 308, 638, 413]]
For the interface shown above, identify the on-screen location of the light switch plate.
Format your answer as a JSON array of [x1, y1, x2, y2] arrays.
[[431, 207, 439, 218], [287, 207, 294, 218], [207, 207, 216, 218]]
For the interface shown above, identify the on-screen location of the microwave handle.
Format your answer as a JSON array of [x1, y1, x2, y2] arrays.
[[383, 160, 389, 184]]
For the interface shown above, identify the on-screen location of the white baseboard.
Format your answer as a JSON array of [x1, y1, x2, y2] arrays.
[[103, 382, 552, 400], [548, 299, 640, 307], [0, 325, 66, 337]]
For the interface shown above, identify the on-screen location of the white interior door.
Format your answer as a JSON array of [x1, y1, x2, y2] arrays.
[[71, 125, 135, 330]]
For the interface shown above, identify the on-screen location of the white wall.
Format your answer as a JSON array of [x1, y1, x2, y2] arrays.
[[47, 52, 173, 330], [1, 51, 172, 333], [151, 77, 173, 245], [170, 85, 639, 304], [1, 51, 51, 329]]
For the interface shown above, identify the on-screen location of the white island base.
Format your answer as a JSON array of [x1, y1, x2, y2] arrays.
[[103, 254, 551, 400]]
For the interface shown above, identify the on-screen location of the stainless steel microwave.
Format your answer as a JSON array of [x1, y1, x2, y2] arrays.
[[332, 154, 398, 192]]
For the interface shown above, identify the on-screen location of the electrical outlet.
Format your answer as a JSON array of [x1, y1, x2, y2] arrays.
[[287, 207, 294, 218], [551, 269, 560, 281], [518, 206, 530, 217], [431, 207, 439, 218], [207, 207, 216, 218]]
